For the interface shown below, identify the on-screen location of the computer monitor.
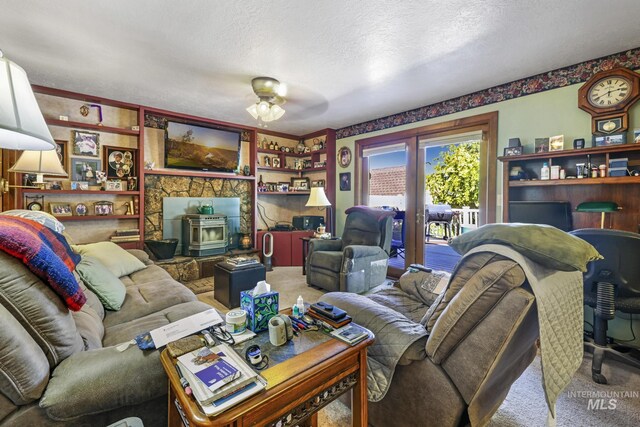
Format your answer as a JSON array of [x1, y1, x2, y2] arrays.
[[508, 201, 573, 231]]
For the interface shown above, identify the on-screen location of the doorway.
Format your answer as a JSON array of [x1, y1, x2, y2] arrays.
[[355, 112, 498, 278]]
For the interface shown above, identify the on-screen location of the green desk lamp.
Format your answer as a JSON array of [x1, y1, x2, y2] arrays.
[[576, 202, 620, 229]]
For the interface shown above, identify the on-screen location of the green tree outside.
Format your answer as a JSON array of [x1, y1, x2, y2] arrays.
[[425, 142, 480, 208]]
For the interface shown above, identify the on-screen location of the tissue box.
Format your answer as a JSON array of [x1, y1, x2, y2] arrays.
[[240, 290, 279, 332]]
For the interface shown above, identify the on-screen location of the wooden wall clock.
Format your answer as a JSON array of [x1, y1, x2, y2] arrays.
[[578, 67, 640, 135]]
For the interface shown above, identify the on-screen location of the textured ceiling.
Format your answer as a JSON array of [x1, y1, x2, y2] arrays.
[[2, 0, 640, 136]]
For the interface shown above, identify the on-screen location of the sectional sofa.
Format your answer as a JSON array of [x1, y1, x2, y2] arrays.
[[0, 213, 213, 426]]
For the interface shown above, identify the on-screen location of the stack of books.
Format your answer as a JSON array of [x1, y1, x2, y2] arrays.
[[176, 343, 266, 416], [221, 256, 260, 270], [307, 307, 352, 329], [110, 229, 140, 243]]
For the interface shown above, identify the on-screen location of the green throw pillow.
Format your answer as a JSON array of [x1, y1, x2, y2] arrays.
[[449, 223, 602, 272], [73, 242, 146, 278], [75, 256, 126, 310]]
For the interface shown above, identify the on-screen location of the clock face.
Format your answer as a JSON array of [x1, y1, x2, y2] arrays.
[[27, 201, 42, 211], [588, 76, 632, 108]]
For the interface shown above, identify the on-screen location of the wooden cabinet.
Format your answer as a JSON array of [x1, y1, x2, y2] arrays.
[[499, 144, 640, 232], [255, 230, 314, 266]]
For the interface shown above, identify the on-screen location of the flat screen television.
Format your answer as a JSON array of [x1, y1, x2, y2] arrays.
[[508, 201, 573, 232], [164, 121, 240, 172]]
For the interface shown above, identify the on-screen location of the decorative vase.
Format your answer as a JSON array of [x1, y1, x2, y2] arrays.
[[240, 234, 252, 249]]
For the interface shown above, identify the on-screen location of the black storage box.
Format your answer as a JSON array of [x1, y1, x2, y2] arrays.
[[214, 262, 266, 309]]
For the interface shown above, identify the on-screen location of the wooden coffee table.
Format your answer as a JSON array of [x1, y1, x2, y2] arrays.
[[161, 325, 374, 427]]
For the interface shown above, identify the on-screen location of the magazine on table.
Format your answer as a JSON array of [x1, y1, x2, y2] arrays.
[[330, 322, 369, 345], [177, 343, 265, 408]]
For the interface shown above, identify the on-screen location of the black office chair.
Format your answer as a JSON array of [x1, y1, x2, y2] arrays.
[[570, 228, 640, 384]]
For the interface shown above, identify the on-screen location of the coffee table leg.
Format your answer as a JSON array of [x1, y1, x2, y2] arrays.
[[168, 384, 182, 427], [352, 348, 368, 427]]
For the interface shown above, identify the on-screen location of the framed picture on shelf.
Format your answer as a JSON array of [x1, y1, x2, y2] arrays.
[[71, 158, 100, 185], [549, 135, 564, 151], [266, 182, 277, 192], [70, 181, 89, 190], [49, 202, 72, 216], [593, 133, 626, 147], [94, 201, 114, 216], [127, 176, 138, 191], [75, 203, 88, 216], [311, 179, 326, 188], [633, 129, 640, 144], [105, 180, 123, 191], [503, 146, 523, 157], [534, 138, 549, 153], [313, 161, 325, 168], [278, 182, 289, 192], [103, 146, 136, 178], [47, 140, 69, 177], [291, 177, 310, 191], [272, 158, 281, 168], [71, 130, 100, 157]]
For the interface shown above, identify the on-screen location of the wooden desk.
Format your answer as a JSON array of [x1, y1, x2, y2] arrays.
[[161, 329, 374, 427]]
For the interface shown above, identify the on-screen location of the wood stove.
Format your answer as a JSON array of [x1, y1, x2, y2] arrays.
[[181, 214, 228, 256]]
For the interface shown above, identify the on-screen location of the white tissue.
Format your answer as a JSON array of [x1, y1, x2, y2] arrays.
[[253, 280, 270, 296]]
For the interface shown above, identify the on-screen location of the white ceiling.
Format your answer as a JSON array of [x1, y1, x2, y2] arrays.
[[2, 0, 640, 136]]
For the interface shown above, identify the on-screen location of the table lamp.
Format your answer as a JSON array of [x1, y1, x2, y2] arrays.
[[576, 201, 620, 229], [4, 150, 67, 191], [306, 187, 332, 234]]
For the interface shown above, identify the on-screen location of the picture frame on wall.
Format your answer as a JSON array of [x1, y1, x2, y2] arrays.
[[72, 130, 100, 157], [47, 140, 69, 177], [103, 146, 136, 179], [340, 172, 351, 191]]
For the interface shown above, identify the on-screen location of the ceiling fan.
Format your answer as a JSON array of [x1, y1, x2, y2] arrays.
[[246, 76, 287, 124]]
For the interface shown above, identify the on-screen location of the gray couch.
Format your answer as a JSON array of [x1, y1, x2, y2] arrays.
[[306, 206, 395, 293], [0, 248, 212, 426]]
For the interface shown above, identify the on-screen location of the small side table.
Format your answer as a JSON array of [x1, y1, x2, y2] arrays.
[[214, 263, 266, 308]]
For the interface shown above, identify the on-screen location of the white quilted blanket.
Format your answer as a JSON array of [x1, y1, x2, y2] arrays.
[[467, 244, 583, 425]]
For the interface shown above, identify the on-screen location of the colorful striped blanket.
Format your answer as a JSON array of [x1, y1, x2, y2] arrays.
[[0, 216, 85, 311]]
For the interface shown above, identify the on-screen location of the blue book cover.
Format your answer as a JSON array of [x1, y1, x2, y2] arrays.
[[178, 347, 240, 392]]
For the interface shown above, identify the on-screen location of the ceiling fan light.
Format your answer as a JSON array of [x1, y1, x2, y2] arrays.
[[257, 100, 271, 116], [271, 104, 285, 120], [246, 103, 259, 120]]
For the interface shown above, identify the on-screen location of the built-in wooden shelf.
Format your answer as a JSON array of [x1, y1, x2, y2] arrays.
[[22, 189, 140, 195], [56, 215, 140, 221], [257, 148, 326, 157], [498, 144, 640, 161], [145, 169, 255, 180], [509, 176, 640, 187], [45, 118, 139, 136], [257, 191, 311, 195]]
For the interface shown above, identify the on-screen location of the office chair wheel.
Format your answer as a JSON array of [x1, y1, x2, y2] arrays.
[[592, 372, 607, 384]]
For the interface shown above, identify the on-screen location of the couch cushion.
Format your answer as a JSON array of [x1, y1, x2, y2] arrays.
[[0, 209, 65, 233], [0, 304, 50, 405], [73, 242, 147, 278], [309, 251, 343, 273], [449, 223, 601, 272], [341, 211, 382, 248], [75, 256, 126, 310], [103, 266, 197, 328], [0, 252, 84, 366], [103, 300, 214, 346], [74, 271, 105, 320]]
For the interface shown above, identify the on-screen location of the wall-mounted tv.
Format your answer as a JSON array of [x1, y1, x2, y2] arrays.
[[164, 121, 240, 172]]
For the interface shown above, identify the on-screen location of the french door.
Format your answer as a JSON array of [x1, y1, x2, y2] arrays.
[[355, 112, 498, 278]]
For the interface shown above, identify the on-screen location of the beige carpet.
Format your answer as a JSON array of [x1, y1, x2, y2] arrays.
[[191, 268, 640, 426]]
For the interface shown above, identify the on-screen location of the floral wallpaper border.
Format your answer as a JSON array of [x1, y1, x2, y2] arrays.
[[336, 48, 640, 139]]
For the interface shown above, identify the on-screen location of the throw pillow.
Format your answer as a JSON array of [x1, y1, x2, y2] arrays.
[[75, 256, 126, 310], [449, 223, 602, 272], [73, 242, 146, 278], [0, 209, 65, 233]]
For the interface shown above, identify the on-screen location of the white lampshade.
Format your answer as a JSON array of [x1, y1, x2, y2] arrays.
[[0, 51, 55, 150], [9, 149, 67, 183], [306, 187, 331, 207]]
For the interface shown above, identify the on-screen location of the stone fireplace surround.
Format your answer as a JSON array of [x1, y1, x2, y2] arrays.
[[143, 175, 253, 281]]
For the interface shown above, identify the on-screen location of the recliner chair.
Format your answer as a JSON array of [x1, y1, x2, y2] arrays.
[[305, 206, 395, 293], [570, 228, 640, 384]]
